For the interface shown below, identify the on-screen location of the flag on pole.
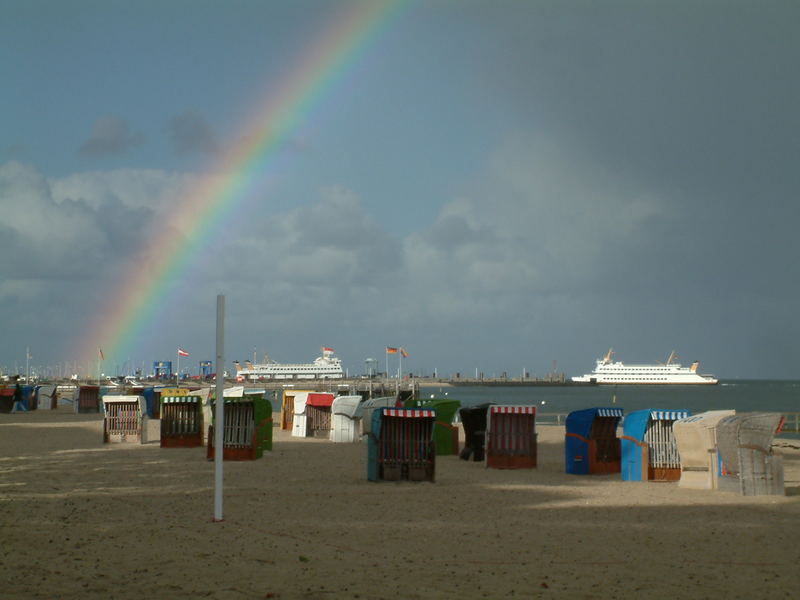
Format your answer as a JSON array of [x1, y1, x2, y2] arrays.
[[386, 347, 398, 354], [178, 348, 189, 357], [400, 347, 408, 358], [99, 348, 105, 361], [323, 347, 334, 353]]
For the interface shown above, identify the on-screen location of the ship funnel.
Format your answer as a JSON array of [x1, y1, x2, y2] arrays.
[[690, 361, 699, 372]]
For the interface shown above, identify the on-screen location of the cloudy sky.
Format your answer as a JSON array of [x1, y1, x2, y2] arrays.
[[2, 0, 799, 380]]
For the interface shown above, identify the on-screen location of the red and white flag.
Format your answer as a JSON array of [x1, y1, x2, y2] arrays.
[[178, 348, 189, 357], [323, 347, 334, 353]]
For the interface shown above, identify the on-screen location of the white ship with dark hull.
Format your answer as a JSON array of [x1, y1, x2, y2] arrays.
[[571, 349, 718, 385], [234, 348, 344, 381]]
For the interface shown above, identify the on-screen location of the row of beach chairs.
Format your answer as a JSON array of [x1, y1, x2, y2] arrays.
[[100, 387, 273, 460], [81, 387, 790, 495], [562, 407, 785, 495]]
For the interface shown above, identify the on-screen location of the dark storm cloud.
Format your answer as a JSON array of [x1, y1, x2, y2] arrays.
[[79, 116, 143, 157], [484, 2, 800, 211], [467, 2, 800, 303], [166, 110, 218, 155]]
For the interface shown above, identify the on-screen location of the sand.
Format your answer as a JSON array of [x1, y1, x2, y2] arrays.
[[1, 406, 799, 599]]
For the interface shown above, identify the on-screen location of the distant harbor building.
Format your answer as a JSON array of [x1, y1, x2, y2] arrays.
[[153, 361, 172, 379], [364, 358, 378, 378]]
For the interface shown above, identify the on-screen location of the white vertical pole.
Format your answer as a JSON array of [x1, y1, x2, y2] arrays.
[[213, 294, 225, 522], [176, 353, 180, 387]]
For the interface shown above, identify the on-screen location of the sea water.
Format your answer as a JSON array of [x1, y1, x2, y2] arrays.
[[421, 379, 800, 417]]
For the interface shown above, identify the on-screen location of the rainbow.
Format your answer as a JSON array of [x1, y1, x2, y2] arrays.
[[81, 1, 404, 367]]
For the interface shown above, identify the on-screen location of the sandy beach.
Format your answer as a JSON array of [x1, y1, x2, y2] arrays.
[[2, 406, 799, 599]]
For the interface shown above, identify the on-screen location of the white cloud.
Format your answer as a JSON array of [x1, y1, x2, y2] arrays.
[[0, 148, 713, 375], [50, 168, 196, 213], [222, 186, 399, 282], [0, 162, 107, 278]]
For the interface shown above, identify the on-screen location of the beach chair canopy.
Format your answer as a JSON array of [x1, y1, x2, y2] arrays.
[[621, 409, 690, 481], [409, 398, 461, 424], [623, 409, 691, 441], [458, 402, 494, 422], [292, 392, 310, 415], [459, 403, 493, 430], [192, 387, 211, 404], [362, 396, 397, 409], [361, 397, 397, 436], [565, 407, 623, 438], [331, 395, 364, 418], [307, 392, 334, 407], [673, 410, 735, 455], [370, 407, 436, 439], [716, 412, 783, 475], [103, 394, 146, 406], [161, 394, 202, 404], [159, 387, 191, 397]]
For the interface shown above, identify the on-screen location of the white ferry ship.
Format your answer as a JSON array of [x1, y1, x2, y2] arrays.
[[234, 347, 344, 381], [571, 349, 718, 385]]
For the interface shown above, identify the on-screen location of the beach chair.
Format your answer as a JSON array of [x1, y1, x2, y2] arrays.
[[280, 389, 314, 431], [207, 392, 271, 460], [306, 393, 334, 438], [0, 388, 16, 413], [459, 403, 494, 461], [673, 411, 735, 489], [35, 385, 59, 410], [76, 385, 101, 414], [330, 395, 364, 443], [715, 412, 785, 496], [102, 395, 147, 443], [485, 405, 537, 469], [367, 407, 436, 482], [621, 409, 690, 481], [160, 395, 204, 448], [565, 407, 624, 475]]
